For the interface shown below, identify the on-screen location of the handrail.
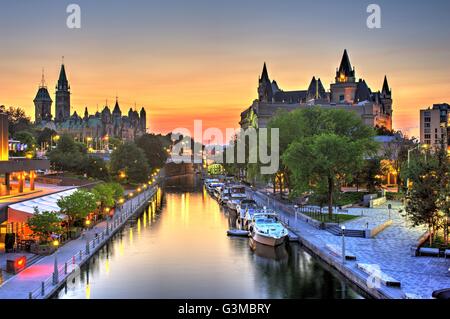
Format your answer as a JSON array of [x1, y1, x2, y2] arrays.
[[28, 186, 158, 299]]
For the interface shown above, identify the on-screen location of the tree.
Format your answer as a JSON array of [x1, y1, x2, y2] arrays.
[[0, 105, 32, 135], [354, 157, 385, 193], [91, 182, 124, 216], [80, 156, 110, 180], [27, 210, 63, 244], [57, 189, 98, 231], [48, 134, 85, 172], [108, 182, 125, 201], [37, 128, 57, 148], [108, 137, 123, 150], [135, 134, 168, 170], [110, 142, 150, 184], [403, 142, 449, 245], [276, 107, 378, 216], [13, 131, 36, 157]]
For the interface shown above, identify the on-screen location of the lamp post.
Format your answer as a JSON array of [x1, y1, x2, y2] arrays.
[[52, 238, 60, 285], [341, 226, 346, 264], [294, 205, 298, 223]]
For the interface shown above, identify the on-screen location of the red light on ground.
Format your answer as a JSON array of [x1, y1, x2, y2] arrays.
[[15, 256, 26, 269]]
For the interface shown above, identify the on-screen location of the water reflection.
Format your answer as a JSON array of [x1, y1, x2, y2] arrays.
[[56, 176, 364, 299]]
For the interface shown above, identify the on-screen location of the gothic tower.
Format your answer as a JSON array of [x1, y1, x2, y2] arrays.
[[257, 63, 273, 102], [330, 49, 358, 104], [34, 70, 53, 123], [380, 75, 393, 116], [139, 107, 147, 133], [55, 62, 71, 122]]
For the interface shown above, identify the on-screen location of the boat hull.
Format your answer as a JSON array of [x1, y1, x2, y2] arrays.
[[252, 232, 287, 247]]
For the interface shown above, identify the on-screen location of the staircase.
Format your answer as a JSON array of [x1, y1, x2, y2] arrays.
[[326, 225, 366, 238]]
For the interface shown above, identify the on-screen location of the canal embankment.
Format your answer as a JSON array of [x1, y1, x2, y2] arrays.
[[0, 184, 161, 299], [247, 188, 435, 299]]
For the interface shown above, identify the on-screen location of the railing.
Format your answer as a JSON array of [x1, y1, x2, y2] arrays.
[[295, 206, 341, 224], [28, 186, 158, 299]]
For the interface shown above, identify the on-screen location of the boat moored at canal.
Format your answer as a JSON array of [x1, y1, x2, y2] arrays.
[[237, 199, 258, 220], [226, 186, 248, 211], [249, 212, 289, 247]]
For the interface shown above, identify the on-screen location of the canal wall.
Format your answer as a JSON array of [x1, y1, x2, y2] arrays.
[[28, 185, 162, 299], [247, 188, 405, 300]]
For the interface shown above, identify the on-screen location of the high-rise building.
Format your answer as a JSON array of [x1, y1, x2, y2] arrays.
[[420, 103, 449, 149]]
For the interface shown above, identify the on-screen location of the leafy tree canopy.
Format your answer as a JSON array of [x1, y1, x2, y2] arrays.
[[110, 141, 150, 184]]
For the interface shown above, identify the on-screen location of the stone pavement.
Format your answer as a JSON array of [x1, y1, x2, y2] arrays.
[[250, 190, 450, 299], [0, 187, 155, 299]]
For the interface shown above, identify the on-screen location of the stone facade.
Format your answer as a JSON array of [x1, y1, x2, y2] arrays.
[[34, 63, 147, 141], [240, 50, 393, 130]]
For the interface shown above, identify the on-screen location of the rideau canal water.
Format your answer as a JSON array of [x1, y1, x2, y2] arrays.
[[55, 176, 365, 299]]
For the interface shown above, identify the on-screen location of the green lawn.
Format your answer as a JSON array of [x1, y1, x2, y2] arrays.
[[302, 211, 359, 223]]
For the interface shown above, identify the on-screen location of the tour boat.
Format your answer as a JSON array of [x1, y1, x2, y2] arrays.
[[249, 212, 289, 247]]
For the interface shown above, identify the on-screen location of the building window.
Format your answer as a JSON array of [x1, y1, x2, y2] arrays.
[[424, 117, 431, 123], [424, 134, 431, 139]]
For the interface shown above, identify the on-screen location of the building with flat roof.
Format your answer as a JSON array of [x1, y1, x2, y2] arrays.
[[419, 103, 449, 149], [0, 112, 50, 248]]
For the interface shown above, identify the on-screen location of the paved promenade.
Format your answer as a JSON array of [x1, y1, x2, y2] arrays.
[[250, 190, 450, 299], [0, 186, 157, 299]]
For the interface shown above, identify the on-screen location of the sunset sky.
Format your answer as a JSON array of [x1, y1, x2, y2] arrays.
[[1, 0, 450, 137]]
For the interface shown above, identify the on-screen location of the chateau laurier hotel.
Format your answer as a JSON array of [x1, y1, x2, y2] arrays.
[[240, 50, 393, 131], [33, 62, 147, 141]]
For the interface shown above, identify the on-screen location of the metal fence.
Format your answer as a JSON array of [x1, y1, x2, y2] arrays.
[[28, 186, 157, 299], [295, 206, 341, 224]]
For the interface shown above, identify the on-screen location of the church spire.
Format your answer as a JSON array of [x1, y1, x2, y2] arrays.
[[40, 68, 46, 88], [382, 75, 391, 95], [58, 63, 68, 88], [336, 49, 355, 82], [260, 62, 270, 82]]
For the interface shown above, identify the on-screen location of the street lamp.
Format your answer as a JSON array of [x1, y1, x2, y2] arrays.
[[294, 205, 298, 223], [341, 226, 346, 264], [52, 238, 60, 284]]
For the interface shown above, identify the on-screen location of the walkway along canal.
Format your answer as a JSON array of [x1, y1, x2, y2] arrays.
[[0, 184, 161, 299], [55, 176, 365, 299]]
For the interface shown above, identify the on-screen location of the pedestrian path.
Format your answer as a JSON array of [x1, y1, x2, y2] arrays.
[[0, 187, 157, 299], [250, 190, 450, 299]]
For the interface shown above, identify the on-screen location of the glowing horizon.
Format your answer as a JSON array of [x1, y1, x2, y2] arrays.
[[1, 0, 450, 138]]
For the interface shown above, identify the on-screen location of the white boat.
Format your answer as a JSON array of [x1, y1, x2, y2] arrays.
[[236, 199, 258, 220], [226, 185, 247, 211], [207, 182, 223, 194], [249, 212, 288, 247], [243, 207, 263, 230], [219, 186, 233, 205]]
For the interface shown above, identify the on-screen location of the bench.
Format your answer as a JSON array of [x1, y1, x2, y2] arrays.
[[419, 247, 440, 257], [445, 250, 450, 259], [326, 244, 356, 261], [357, 263, 401, 288]]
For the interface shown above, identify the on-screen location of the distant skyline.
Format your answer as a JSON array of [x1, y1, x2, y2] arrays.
[[1, 0, 450, 137]]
